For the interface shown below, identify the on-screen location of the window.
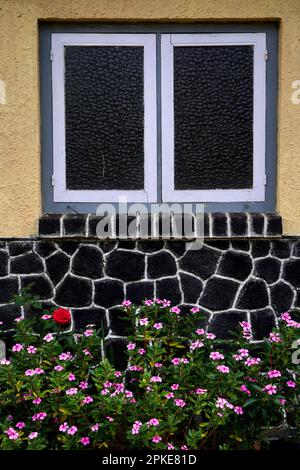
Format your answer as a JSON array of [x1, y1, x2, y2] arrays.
[[41, 24, 277, 213]]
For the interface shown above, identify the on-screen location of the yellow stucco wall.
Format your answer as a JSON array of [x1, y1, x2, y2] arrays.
[[0, 0, 300, 237]]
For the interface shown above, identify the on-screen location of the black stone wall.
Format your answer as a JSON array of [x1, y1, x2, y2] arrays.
[[0, 238, 299, 367]]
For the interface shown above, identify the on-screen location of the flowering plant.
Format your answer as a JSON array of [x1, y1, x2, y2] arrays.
[[0, 295, 299, 450]]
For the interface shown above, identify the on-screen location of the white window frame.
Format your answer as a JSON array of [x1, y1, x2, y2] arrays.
[[51, 33, 157, 203], [161, 33, 266, 203]]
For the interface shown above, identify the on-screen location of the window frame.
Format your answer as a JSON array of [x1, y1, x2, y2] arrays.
[[161, 33, 266, 203], [51, 33, 157, 203], [40, 22, 278, 214]]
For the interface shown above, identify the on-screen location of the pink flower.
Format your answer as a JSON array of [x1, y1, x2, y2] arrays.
[[91, 423, 100, 432], [67, 426, 78, 435], [34, 368, 45, 375], [152, 435, 162, 443], [138, 348, 146, 355], [129, 365, 143, 372], [54, 365, 64, 372], [162, 299, 171, 307], [132, 421, 142, 435], [210, 351, 224, 361], [12, 343, 23, 352], [32, 397, 42, 405], [28, 432, 38, 440], [153, 322, 163, 330], [43, 333, 54, 342], [5, 428, 19, 440], [196, 328, 205, 335], [150, 376, 162, 383], [147, 418, 159, 427], [66, 388, 78, 395], [165, 392, 174, 399], [234, 406, 244, 415], [268, 370, 281, 379], [0, 359, 11, 365], [240, 385, 251, 396], [245, 357, 261, 367], [167, 443, 175, 450], [206, 333, 216, 340], [190, 307, 200, 313], [82, 396, 93, 405], [216, 365, 230, 374], [25, 369, 35, 376], [171, 384, 179, 390], [59, 422, 69, 432], [155, 362, 163, 368], [281, 312, 291, 322], [269, 332, 282, 343], [287, 380, 296, 388], [84, 329, 93, 337], [32, 412, 47, 422], [114, 371, 122, 378], [280, 399, 286, 405], [125, 390, 133, 398], [14, 317, 23, 322], [190, 340, 204, 351], [216, 397, 229, 409], [79, 381, 88, 389], [106, 416, 114, 422], [80, 437, 90, 446], [144, 299, 153, 306], [15, 422, 25, 429], [238, 348, 249, 357], [170, 307, 181, 314], [122, 300, 132, 307], [139, 318, 149, 326], [68, 373, 76, 381], [264, 384, 277, 395], [171, 358, 180, 365], [127, 342, 136, 351], [240, 321, 251, 329], [155, 298, 162, 304], [59, 352, 73, 361], [174, 399, 186, 408], [181, 358, 189, 364], [195, 388, 207, 395], [41, 314, 52, 320], [27, 345, 37, 354]]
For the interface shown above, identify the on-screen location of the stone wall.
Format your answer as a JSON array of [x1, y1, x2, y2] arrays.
[[0, 238, 299, 367]]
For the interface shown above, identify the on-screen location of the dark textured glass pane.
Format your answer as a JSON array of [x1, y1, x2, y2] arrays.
[[65, 46, 144, 190], [174, 46, 253, 190]]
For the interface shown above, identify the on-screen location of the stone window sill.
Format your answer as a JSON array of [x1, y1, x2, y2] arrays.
[[38, 213, 282, 239]]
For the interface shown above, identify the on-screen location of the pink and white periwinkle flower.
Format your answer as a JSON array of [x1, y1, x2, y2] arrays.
[[264, 384, 277, 395], [59, 352, 73, 361], [14, 317, 23, 322], [171, 384, 179, 390], [106, 416, 114, 422], [190, 340, 204, 351], [127, 342, 136, 351], [167, 443, 175, 450], [32, 412, 47, 422], [80, 437, 90, 446], [54, 365, 64, 372], [190, 307, 200, 314], [210, 351, 224, 361], [240, 385, 251, 396], [196, 328, 205, 335], [131, 421, 142, 435], [195, 388, 208, 395], [144, 299, 153, 306], [139, 318, 149, 326], [238, 348, 249, 357], [174, 399, 186, 408], [66, 387, 78, 395], [79, 381, 88, 389], [27, 345, 37, 354], [287, 380, 296, 388], [34, 368, 45, 375], [43, 333, 54, 342], [155, 362, 163, 368], [138, 348, 146, 355], [150, 376, 162, 383], [152, 435, 162, 443], [216, 365, 230, 374], [25, 369, 35, 376], [84, 329, 93, 337], [153, 322, 163, 330], [68, 373, 76, 381], [82, 396, 93, 405], [12, 343, 23, 352], [41, 314, 52, 320], [5, 428, 19, 440], [91, 423, 100, 432], [15, 422, 25, 429], [59, 422, 69, 433], [32, 397, 42, 405], [234, 406, 244, 415], [114, 371, 122, 377], [28, 432, 38, 440], [268, 370, 281, 379], [206, 333, 216, 340], [269, 332, 282, 343], [0, 359, 11, 366], [67, 426, 78, 435], [122, 300, 132, 307], [245, 357, 261, 367], [147, 418, 159, 427], [170, 306, 181, 315], [165, 392, 174, 399]]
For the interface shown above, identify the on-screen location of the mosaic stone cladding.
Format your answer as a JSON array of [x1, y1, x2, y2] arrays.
[[0, 237, 299, 369]]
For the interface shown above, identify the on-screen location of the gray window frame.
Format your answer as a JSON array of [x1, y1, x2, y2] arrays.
[[40, 22, 278, 214]]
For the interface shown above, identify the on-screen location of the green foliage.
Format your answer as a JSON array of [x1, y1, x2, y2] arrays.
[[0, 294, 299, 450]]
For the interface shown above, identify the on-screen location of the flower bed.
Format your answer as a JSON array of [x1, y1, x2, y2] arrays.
[[0, 294, 299, 450]]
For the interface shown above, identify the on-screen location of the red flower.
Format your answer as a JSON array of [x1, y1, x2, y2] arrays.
[[52, 308, 71, 325]]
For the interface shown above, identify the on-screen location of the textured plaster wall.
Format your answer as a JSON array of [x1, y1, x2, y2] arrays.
[[0, 0, 300, 237]]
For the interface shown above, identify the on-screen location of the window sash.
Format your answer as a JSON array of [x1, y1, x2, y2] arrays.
[[161, 33, 266, 203], [51, 33, 157, 203]]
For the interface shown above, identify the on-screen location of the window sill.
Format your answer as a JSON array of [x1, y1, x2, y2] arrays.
[[38, 213, 282, 240]]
